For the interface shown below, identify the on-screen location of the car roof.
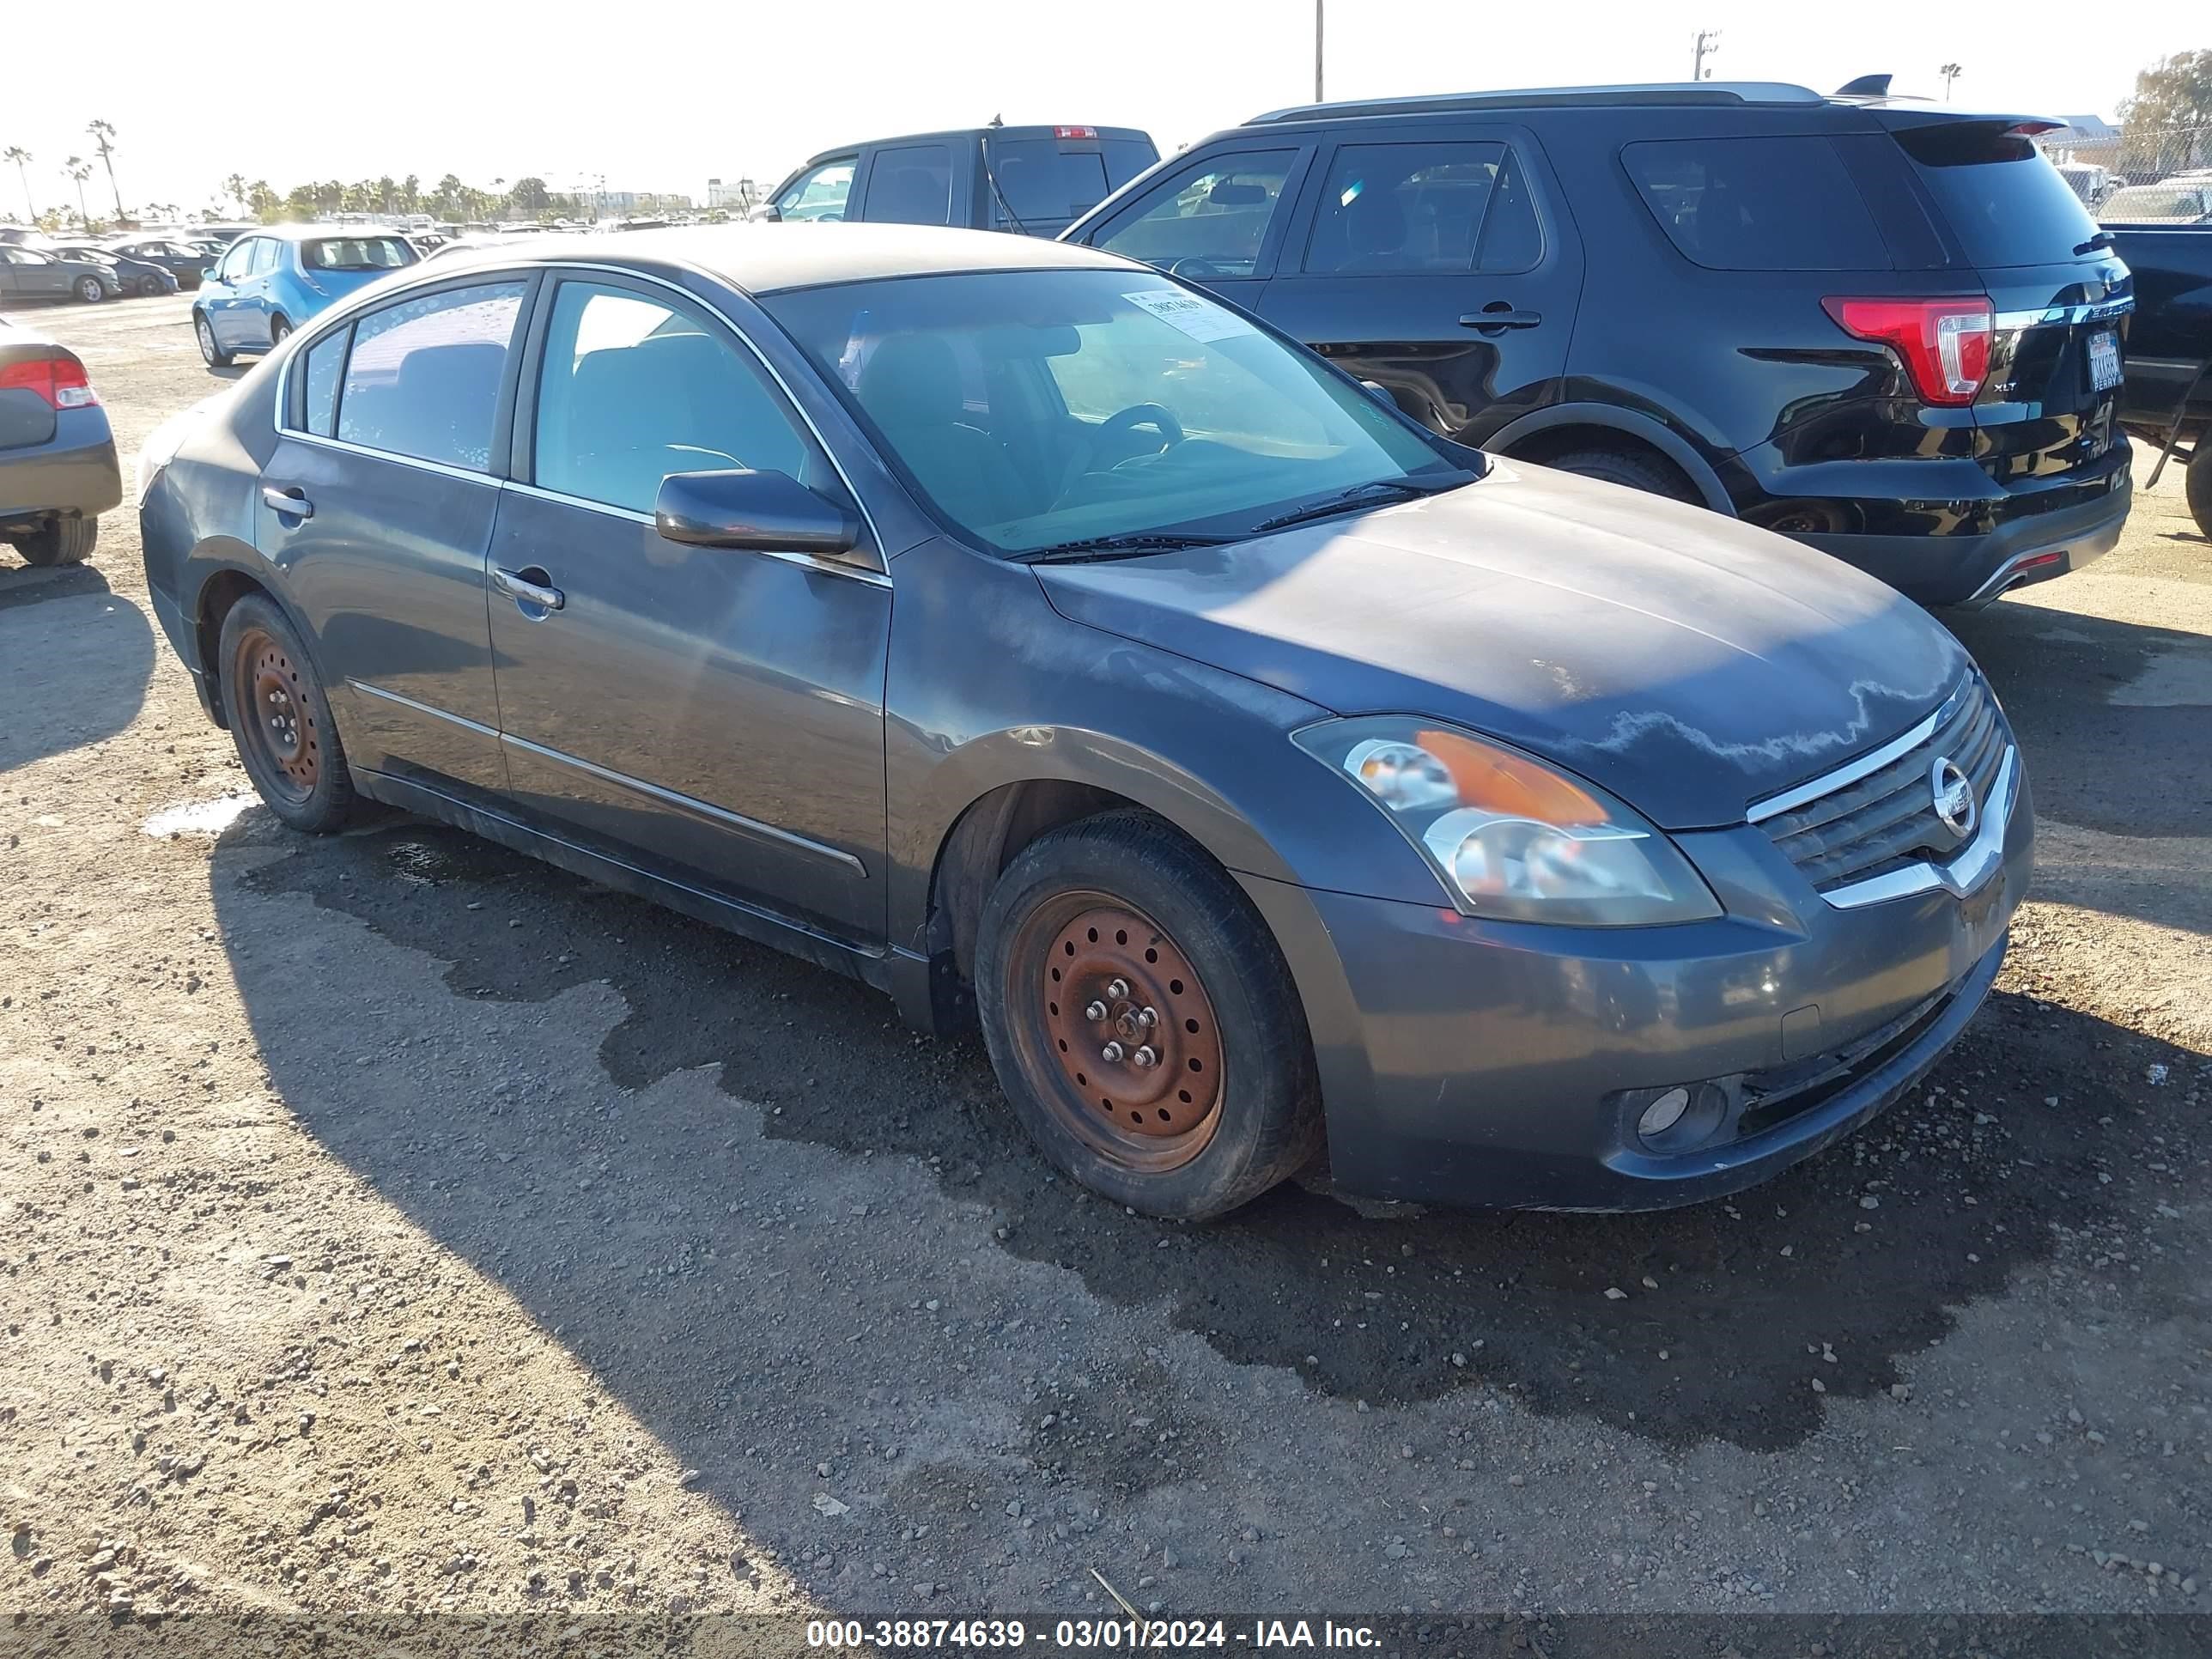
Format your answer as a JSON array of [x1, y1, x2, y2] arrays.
[[240, 223, 416, 242], [1242, 79, 2055, 130], [418, 222, 1137, 295], [794, 125, 1152, 169]]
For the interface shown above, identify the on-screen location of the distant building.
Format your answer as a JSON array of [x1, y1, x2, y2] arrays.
[[707, 178, 758, 212]]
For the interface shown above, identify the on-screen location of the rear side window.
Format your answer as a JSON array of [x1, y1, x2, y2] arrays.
[[866, 145, 955, 226], [1887, 123, 2100, 264], [336, 281, 526, 471], [1095, 149, 1301, 277], [1304, 142, 1505, 274], [301, 327, 347, 436], [1625, 136, 1888, 271]]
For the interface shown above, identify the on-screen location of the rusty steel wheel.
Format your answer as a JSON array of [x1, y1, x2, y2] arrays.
[[1013, 894, 1226, 1172], [232, 626, 322, 805]]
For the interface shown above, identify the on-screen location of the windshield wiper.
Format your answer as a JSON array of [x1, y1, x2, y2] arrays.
[[1019, 532, 1237, 565], [1248, 476, 1463, 536]]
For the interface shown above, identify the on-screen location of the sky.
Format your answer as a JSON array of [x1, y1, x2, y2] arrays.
[[4, 0, 2201, 217]]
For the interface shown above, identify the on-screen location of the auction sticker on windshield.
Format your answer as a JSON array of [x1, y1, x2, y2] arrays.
[[1124, 289, 1254, 343]]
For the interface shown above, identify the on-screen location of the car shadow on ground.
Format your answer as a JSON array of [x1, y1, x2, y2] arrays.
[[216, 815, 2197, 1459], [1946, 600, 2212, 934], [0, 562, 154, 769]]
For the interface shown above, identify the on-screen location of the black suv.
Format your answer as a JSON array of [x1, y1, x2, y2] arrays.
[[1063, 82, 2135, 605], [763, 125, 1158, 238]]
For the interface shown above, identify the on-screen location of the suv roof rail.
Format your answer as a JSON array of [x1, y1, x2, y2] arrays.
[[1245, 81, 1828, 125]]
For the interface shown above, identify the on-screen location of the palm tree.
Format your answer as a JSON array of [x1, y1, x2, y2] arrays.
[[87, 119, 124, 220], [64, 155, 92, 229], [224, 173, 248, 216], [3, 145, 31, 220]]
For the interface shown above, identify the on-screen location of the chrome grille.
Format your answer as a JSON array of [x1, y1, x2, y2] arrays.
[[1755, 675, 2008, 894]]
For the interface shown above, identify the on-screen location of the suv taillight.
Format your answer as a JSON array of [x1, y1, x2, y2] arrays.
[[1821, 296, 1993, 407], [0, 355, 100, 410]]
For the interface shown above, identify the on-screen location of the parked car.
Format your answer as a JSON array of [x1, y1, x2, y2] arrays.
[[0, 242, 125, 304], [108, 235, 216, 289], [763, 125, 1158, 237], [1063, 81, 2135, 608], [1, 314, 118, 566], [52, 243, 179, 298], [191, 226, 418, 366], [2100, 180, 2212, 226], [2108, 224, 2212, 534], [137, 227, 2028, 1218]]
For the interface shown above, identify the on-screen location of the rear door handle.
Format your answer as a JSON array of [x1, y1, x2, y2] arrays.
[[261, 485, 313, 519], [493, 566, 565, 611], [1460, 309, 1543, 331]]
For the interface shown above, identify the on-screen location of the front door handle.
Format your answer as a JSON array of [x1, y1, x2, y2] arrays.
[[493, 566, 565, 611], [262, 485, 313, 519], [1460, 308, 1544, 331]]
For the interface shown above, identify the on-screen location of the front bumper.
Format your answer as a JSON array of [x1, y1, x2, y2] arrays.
[[1241, 760, 2033, 1212]]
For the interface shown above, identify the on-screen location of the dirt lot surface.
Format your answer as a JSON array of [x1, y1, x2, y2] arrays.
[[3, 293, 2209, 1636]]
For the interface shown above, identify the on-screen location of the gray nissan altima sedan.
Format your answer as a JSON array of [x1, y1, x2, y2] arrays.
[[136, 227, 2031, 1219]]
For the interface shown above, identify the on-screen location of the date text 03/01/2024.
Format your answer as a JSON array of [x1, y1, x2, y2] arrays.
[[804, 1618, 1382, 1649]]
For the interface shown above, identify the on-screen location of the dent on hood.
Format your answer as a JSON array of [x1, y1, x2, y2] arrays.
[[1568, 663, 1962, 781]]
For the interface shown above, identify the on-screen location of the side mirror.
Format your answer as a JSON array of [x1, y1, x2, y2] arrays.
[[654, 469, 860, 557], [754, 204, 783, 223]]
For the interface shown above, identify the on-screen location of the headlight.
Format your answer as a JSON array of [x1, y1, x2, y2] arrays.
[[1293, 717, 1721, 926]]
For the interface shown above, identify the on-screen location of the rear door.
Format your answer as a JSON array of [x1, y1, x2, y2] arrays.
[[1076, 143, 1318, 313], [258, 275, 533, 796], [1878, 114, 2133, 483], [1255, 125, 1581, 441], [853, 140, 964, 228]]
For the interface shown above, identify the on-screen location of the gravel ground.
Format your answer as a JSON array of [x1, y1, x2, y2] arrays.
[[3, 292, 2208, 1633]]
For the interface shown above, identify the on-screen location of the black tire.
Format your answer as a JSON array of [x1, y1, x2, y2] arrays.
[[75, 275, 106, 305], [975, 810, 1324, 1220], [269, 314, 292, 347], [1544, 446, 1698, 503], [9, 516, 98, 568], [216, 593, 359, 833], [2188, 447, 2212, 541], [138, 275, 165, 298], [194, 311, 234, 368]]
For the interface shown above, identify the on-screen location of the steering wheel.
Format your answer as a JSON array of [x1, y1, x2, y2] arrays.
[[1168, 257, 1225, 281], [1058, 404, 1187, 503]]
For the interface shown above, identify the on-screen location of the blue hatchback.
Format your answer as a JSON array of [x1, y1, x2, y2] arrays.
[[192, 227, 417, 366]]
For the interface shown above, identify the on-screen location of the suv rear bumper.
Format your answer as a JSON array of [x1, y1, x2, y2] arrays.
[[1768, 441, 2133, 607]]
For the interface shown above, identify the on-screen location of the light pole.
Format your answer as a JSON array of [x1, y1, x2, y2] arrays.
[[1314, 0, 1323, 102], [1940, 62, 1963, 100], [1692, 27, 1721, 81]]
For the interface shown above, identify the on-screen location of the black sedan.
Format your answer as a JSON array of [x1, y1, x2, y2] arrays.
[[107, 236, 216, 290], [135, 228, 2028, 1218]]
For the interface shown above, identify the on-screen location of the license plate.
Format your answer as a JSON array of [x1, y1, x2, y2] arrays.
[[2087, 329, 2122, 392]]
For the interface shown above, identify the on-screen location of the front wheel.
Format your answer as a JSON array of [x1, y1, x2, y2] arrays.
[[75, 275, 106, 304], [975, 811, 1323, 1220], [216, 593, 359, 833], [195, 312, 234, 368], [2188, 447, 2212, 541]]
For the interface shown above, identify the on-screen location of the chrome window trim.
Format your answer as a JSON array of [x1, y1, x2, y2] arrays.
[[1819, 744, 2018, 911], [273, 257, 890, 577], [347, 678, 499, 738], [282, 429, 499, 488], [1743, 679, 1966, 824], [498, 730, 867, 877], [497, 479, 890, 588]]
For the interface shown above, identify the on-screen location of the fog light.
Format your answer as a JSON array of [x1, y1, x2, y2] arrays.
[[1638, 1087, 1691, 1138]]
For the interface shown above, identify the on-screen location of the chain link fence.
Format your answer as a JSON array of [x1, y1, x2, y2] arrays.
[[2040, 125, 2212, 222]]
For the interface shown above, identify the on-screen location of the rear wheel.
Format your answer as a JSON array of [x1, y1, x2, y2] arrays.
[[195, 312, 233, 368], [75, 275, 106, 305], [216, 593, 358, 833], [269, 314, 293, 348], [9, 516, 98, 568], [2188, 447, 2212, 540], [1544, 446, 1698, 503], [975, 811, 1323, 1220]]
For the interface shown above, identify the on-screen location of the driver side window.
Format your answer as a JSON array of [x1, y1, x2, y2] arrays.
[[775, 159, 856, 222], [532, 280, 811, 515], [1093, 149, 1301, 277]]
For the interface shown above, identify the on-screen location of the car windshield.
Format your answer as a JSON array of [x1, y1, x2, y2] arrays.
[[761, 269, 1463, 556], [302, 236, 416, 271]]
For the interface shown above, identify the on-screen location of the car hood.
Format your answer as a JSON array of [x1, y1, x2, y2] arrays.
[[1033, 460, 1968, 830]]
